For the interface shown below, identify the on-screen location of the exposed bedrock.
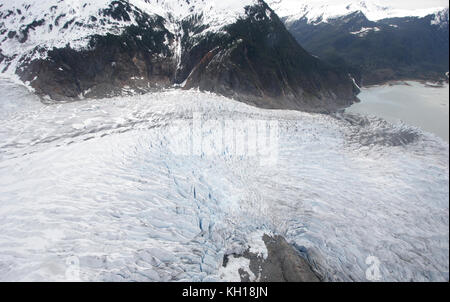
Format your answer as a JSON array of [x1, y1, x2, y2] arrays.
[[223, 234, 321, 282]]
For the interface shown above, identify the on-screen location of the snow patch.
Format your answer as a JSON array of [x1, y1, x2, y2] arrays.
[[219, 256, 255, 282], [350, 26, 380, 37], [247, 230, 270, 259], [431, 8, 449, 27]]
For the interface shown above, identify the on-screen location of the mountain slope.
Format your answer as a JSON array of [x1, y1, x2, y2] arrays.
[[0, 0, 359, 111], [179, 2, 360, 110], [268, 0, 449, 86]]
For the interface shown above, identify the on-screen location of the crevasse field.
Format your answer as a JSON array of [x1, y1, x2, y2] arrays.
[[0, 78, 448, 282]]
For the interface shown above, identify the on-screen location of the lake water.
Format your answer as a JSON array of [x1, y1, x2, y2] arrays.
[[347, 81, 450, 143]]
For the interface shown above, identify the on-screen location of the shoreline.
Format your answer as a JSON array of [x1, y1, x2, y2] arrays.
[[348, 80, 449, 143], [361, 78, 450, 89]]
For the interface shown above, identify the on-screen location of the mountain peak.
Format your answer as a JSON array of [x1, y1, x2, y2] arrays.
[[267, 0, 448, 25]]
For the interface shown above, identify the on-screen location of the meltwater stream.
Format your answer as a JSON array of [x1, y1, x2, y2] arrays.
[[0, 78, 448, 281]]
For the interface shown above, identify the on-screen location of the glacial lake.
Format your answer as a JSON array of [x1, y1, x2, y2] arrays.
[[347, 81, 450, 143]]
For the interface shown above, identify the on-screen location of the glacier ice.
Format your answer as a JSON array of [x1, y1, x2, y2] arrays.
[[0, 78, 448, 281]]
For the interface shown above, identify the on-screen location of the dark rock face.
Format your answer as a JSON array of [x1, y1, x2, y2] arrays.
[[17, 1, 176, 101], [284, 10, 449, 86], [11, 0, 359, 111], [181, 3, 359, 111], [223, 234, 320, 282]]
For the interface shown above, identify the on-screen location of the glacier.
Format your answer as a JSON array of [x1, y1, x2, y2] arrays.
[[0, 77, 448, 281]]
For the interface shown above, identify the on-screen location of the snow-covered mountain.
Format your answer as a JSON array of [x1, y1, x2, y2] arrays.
[[268, 1, 449, 86], [0, 0, 255, 79], [0, 0, 359, 111], [0, 0, 255, 60], [268, 0, 447, 25], [432, 7, 450, 28]]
